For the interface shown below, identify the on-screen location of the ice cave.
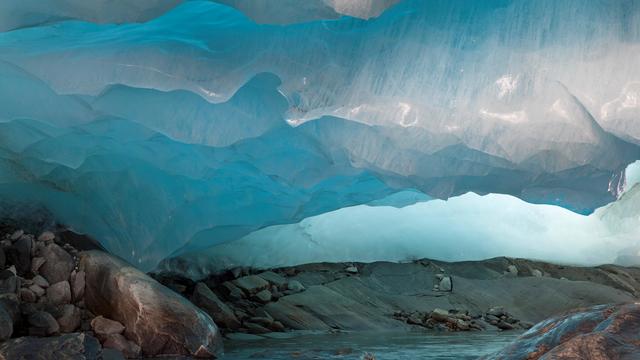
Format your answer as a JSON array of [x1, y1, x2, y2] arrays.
[[0, 1, 639, 359]]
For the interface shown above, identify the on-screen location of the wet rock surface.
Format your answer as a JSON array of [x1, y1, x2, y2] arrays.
[[484, 302, 640, 359]]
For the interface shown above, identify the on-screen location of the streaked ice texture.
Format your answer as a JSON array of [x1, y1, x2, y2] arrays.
[[0, 0, 639, 271]]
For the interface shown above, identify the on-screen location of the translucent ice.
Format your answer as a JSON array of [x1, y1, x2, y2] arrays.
[[0, 1, 638, 271]]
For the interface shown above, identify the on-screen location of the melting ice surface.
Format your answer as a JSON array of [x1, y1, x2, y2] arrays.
[[0, 0, 639, 273]]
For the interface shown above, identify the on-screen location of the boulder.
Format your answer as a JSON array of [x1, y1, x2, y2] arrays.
[[505, 265, 518, 277], [57, 304, 82, 333], [80, 250, 222, 357], [40, 243, 74, 284], [33, 274, 50, 288], [244, 322, 271, 334], [233, 275, 270, 294], [28, 311, 60, 336], [439, 276, 452, 292], [221, 281, 245, 300], [11, 235, 32, 275], [191, 282, 240, 330], [0, 333, 102, 360], [47, 281, 72, 305], [345, 266, 359, 274], [29, 284, 45, 297], [103, 333, 142, 358], [37, 231, 56, 243], [72, 270, 85, 301], [31, 257, 46, 274], [19, 287, 36, 303], [531, 269, 543, 277], [254, 289, 272, 303], [0, 303, 13, 341], [257, 271, 287, 287], [0, 294, 20, 323], [483, 303, 640, 359], [430, 308, 451, 323], [0, 269, 17, 294], [91, 316, 125, 338], [10, 230, 23, 241], [287, 280, 305, 293]]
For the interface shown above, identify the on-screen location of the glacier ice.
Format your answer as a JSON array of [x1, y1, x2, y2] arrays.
[[0, 0, 639, 272], [161, 180, 640, 277]]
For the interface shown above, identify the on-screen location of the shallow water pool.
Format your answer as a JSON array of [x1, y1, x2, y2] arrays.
[[223, 330, 521, 360]]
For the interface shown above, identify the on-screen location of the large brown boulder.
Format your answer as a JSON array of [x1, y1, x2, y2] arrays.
[[79, 250, 222, 358], [484, 303, 640, 359]]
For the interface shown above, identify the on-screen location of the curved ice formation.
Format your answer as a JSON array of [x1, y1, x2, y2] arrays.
[[161, 179, 640, 278], [0, 0, 398, 32], [0, 1, 639, 272]]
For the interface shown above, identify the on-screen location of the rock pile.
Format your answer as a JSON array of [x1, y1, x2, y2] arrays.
[[0, 228, 222, 359], [152, 266, 308, 336], [393, 307, 532, 332]]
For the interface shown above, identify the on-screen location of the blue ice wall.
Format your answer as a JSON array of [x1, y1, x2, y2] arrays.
[[0, 1, 639, 270]]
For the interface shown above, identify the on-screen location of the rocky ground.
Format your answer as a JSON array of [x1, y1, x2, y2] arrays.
[[0, 228, 221, 359], [152, 257, 640, 339], [3, 224, 640, 359]]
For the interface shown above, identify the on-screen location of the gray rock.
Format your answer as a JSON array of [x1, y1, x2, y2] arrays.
[[439, 276, 453, 292], [0, 303, 13, 341], [91, 315, 125, 338], [0, 294, 20, 323], [80, 250, 222, 357], [29, 284, 46, 297], [0, 333, 102, 359], [28, 311, 60, 336], [287, 280, 305, 293], [506, 265, 519, 276], [233, 275, 270, 294], [31, 257, 46, 274], [10, 230, 23, 241], [532, 269, 543, 277], [103, 333, 141, 358], [40, 243, 74, 284], [345, 266, 359, 274], [19, 287, 37, 303], [254, 289, 272, 303], [37, 231, 56, 243], [258, 271, 287, 287], [222, 281, 245, 300], [230, 267, 243, 279], [57, 304, 81, 333], [12, 235, 33, 275], [0, 247, 5, 270], [33, 274, 50, 288], [72, 270, 85, 302], [248, 316, 273, 328], [0, 269, 18, 294], [47, 281, 72, 305], [191, 282, 240, 330], [244, 321, 271, 334]]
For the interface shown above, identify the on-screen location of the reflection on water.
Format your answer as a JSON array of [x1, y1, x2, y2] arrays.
[[223, 330, 521, 360]]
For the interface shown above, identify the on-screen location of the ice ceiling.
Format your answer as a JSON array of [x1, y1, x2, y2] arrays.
[[0, 0, 639, 274]]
